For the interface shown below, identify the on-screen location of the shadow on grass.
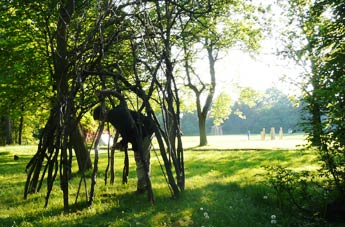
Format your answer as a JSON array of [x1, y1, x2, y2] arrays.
[[0, 154, 32, 174], [0, 151, 11, 156], [0, 148, 330, 227], [184, 149, 316, 177], [25, 182, 310, 227]]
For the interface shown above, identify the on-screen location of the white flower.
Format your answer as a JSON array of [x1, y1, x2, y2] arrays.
[[204, 212, 210, 219], [200, 207, 204, 211], [271, 219, 277, 224], [263, 195, 268, 200], [271, 215, 276, 220]]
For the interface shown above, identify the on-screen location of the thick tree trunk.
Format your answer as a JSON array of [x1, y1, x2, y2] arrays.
[[198, 113, 208, 146], [70, 123, 92, 172]]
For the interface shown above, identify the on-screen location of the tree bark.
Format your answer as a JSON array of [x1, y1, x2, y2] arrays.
[[18, 114, 24, 145], [198, 112, 208, 146], [54, 0, 75, 212], [70, 123, 92, 172], [311, 101, 322, 147], [5, 117, 12, 145], [310, 60, 322, 147], [198, 43, 216, 146]]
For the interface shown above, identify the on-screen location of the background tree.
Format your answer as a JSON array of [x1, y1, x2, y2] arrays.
[[181, 0, 263, 146], [179, 87, 301, 135], [222, 87, 301, 134], [0, 2, 51, 145], [210, 92, 232, 128]]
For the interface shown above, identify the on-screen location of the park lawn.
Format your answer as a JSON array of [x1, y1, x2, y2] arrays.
[[0, 140, 334, 227]]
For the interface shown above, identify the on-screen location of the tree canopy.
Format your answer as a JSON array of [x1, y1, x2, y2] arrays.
[[179, 0, 264, 145]]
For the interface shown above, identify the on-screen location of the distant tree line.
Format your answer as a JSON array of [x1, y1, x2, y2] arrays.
[[181, 87, 302, 135]]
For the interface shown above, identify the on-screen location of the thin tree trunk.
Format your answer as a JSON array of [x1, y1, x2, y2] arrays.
[[311, 102, 322, 147], [18, 115, 24, 145], [5, 117, 12, 145]]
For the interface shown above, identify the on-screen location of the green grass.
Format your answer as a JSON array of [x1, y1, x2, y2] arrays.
[[0, 136, 338, 227]]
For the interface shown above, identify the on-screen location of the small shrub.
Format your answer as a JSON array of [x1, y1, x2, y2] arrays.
[[262, 165, 326, 217]]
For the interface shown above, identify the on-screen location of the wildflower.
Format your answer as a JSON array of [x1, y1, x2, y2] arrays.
[[263, 195, 268, 200], [200, 207, 204, 211], [203, 212, 210, 219], [271, 215, 276, 220]]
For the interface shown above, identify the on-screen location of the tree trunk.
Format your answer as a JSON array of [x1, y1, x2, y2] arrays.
[[70, 122, 92, 172], [197, 43, 217, 147], [54, 0, 74, 212], [311, 102, 322, 147], [198, 112, 208, 146], [310, 60, 322, 147], [5, 117, 12, 145], [18, 115, 24, 145]]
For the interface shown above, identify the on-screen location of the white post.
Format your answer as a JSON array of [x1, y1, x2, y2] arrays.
[[270, 127, 276, 140]]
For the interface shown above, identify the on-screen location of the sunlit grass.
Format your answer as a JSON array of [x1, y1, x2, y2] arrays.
[[0, 136, 330, 227]]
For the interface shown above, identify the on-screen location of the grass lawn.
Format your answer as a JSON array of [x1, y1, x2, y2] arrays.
[[0, 135, 339, 227], [180, 133, 307, 150]]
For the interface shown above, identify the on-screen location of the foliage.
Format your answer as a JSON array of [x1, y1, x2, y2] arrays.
[[280, 0, 345, 201], [210, 92, 232, 126], [179, 0, 264, 146], [262, 165, 326, 215], [222, 87, 301, 134], [313, 0, 345, 201], [0, 2, 52, 144], [238, 87, 262, 108], [179, 87, 301, 136]]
